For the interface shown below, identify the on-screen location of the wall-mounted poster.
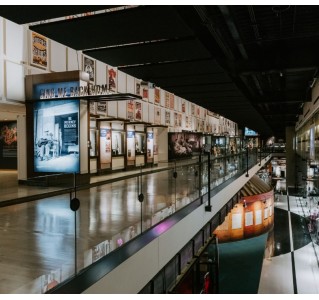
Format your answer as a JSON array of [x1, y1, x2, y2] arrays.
[[83, 55, 95, 82], [127, 100, 134, 120], [169, 93, 174, 110], [154, 87, 161, 104], [141, 82, 149, 101], [135, 101, 142, 121], [182, 100, 186, 113], [185, 116, 189, 128], [31, 31, 48, 69], [135, 79, 141, 96], [96, 101, 107, 115], [191, 103, 195, 116], [196, 106, 200, 118], [33, 100, 80, 173], [100, 127, 111, 164], [168, 132, 202, 160], [0, 121, 17, 169], [165, 110, 171, 126], [174, 112, 178, 127], [178, 113, 182, 127], [154, 107, 161, 125], [89, 102, 96, 115], [165, 92, 170, 108], [108, 67, 117, 92]]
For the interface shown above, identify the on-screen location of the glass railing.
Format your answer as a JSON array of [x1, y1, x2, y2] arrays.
[[0, 149, 270, 293]]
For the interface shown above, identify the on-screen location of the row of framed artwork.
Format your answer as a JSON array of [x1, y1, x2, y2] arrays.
[[31, 31, 237, 134]]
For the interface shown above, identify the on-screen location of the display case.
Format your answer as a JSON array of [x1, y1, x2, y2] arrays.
[[112, 131, 125, 156], [211, 136, 226, 157], [135, 132, 146, 155]]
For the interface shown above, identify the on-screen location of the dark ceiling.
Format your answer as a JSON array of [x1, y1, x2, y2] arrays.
[[1, 5, 319, 140]]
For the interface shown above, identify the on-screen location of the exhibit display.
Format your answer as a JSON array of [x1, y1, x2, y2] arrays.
[[0, 121, 17, 169], [33, 99, 80, 173]]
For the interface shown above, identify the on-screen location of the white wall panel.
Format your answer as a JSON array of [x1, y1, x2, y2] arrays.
[[148, 104, 154, 123], [5, 19, 24, 62], [0, 18, 3, 100], [50, 40, 66, 72], [160, 89, 165, 107], [148, 88, 154, 104], [142, 102, 148, 123], [67, 47, 81, 71], [117, 70, 126, 93], [126, 74, 135, 94], [96, 60, 107, 86], [108, 101, 117, 117], [118, 101, 126, 119], [6, 61, 25, 101]]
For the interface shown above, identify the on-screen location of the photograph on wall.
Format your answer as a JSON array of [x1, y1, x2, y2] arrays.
[[83, 55, 95, 82], [168, 132, 202, 160], [245, 211, 254, 226], [108, 67, 117, 92], [135, 101, 142, 121], [96, 101, 107, 115], [165, 92, 170, 108], [231, 213, 242, 229], [89, 102, 96, 115], [0, 121, 17, 169], [127, 100, 134, 120], [165, 110, 171, 126], [154, 87, 161, 104], [33, 100, 80, 173], [31, 31, 48, 69], [100, 127, 111, 164], [154, 107, 161, 125]]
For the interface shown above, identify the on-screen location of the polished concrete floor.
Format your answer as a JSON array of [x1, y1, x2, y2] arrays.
[[1, 168, 319, 294], [258, 192, 319, 294]]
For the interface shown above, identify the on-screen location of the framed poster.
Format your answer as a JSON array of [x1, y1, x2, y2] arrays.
[[127, 100, 134, 120], [0, 121, 17, 169], [135, 101, 142, 121], [89, 102, 96, 115], [255, 210, 262, 225], [165, 110, 171, 126], [33, 100, 80, 173], [154, 87, 161, 104], [154, 107, 161, 125], [83, 55, 95, 82], [31, 31, 48, 69], [178, 113, 182, 127], [174, 112, 178, 127], [182, 100, 186, 113], [185, 116, 189, 128], [135, 79, 141, 96], [169, 93, 174, 110], [191, 103, 195, 116], [108, 67, 117, 92], [96, 101, 107, 115], [165, 91, 170, 108]]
